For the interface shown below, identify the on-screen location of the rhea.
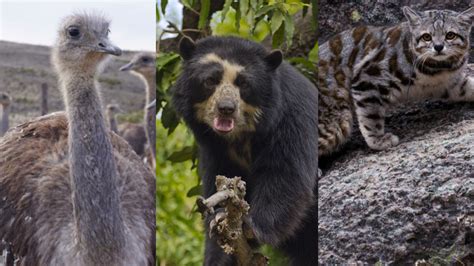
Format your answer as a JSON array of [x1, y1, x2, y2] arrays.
[[0, 13, 154, 265], [0, 93, 11, 136], [120, 53, 156, 164], [106, 103, 120, 133]]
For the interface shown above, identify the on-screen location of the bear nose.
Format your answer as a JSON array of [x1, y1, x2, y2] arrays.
[[218, 100, 236, 115], [434, 44, 444, 53]]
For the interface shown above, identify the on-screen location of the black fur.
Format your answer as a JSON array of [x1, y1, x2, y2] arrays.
[[172, 36, 318, 265]]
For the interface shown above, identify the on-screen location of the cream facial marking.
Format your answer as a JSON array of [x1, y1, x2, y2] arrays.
[[199, 53, 244, 84]]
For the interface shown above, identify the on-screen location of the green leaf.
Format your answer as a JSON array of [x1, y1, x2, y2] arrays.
[[167, 146, 194, 163], [270, 10, 283, 34], [254, 18, 271, 41], [186, 185, 203, 197], [161, 103, 179, 134], [198, 0, 210, 29], [235, 2, 241, 31], [156, 3, 160, 22], [272, 20, 285, 48], [287, 57, 315, 72], [311, 0, 317, 29], [283, 11, 295, 47], [250, 0, 258, 11], [157, 53, 180, 69], [308, 42, 318, 65], [255, 5, 277, 17], [161, 0, 168, 14], [221, 0, 233, 20], [240, 0, 249, 16], [302, 0, 310, 17]]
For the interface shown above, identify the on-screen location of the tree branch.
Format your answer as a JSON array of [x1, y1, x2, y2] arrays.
[[197, 176, 268, 266]]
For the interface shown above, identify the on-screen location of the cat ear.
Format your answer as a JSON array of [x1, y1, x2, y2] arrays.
[[264, 50, 283, 70], [402, 6, 421, 26], [179, 36, 196, 61], [457, 7, 474, 25]]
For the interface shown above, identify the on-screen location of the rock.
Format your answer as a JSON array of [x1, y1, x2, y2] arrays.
[[318, 51, 474, 266]]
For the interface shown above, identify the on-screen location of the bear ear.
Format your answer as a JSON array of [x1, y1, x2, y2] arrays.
[[402, 6, 421, 26], [179, 36, 196, 60], [457, 6, 474, 25], [264, 50, 283, 70]]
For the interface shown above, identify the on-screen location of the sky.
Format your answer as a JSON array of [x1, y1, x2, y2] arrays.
[[0, 0, 155, 51]]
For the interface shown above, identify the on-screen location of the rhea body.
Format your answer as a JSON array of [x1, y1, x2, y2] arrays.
[[106, 103, 120, 133], [0, 13, 154, 265]]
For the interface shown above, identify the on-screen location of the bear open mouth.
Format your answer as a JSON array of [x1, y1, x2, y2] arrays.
[[213, 117, 234, 133]]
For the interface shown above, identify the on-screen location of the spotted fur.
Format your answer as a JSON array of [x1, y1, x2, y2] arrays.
[[319, 6, 474, 155]]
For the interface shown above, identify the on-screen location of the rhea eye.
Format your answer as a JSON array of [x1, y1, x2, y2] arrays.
[[446, 32, 456, 40], [142, 57, 150, 63], [67, 27, 81, 39], [421, 33, 432, 42]]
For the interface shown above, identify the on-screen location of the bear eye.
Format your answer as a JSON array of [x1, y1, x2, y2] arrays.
[[235, 76, 248, 88], [421, 33, 432, 42], [204, 77, 219, 87], [445, 32, 456, 40], [67, 26, 81, 39]]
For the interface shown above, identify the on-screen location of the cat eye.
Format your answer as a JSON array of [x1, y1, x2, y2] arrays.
[[445, 32, 456, 40], [421, 34, 432, 42], [67, 26, 81, 39]]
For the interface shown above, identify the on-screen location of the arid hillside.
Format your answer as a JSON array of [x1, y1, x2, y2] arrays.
[[0, 40, 152, 127]]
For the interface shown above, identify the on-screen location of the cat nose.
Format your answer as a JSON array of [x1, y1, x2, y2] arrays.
[[434, 44, 444, 53]]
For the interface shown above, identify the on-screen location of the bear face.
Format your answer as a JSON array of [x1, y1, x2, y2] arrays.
[[173, 36, 283, 141]]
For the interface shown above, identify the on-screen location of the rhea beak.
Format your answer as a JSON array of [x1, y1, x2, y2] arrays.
[[96, 40, 122, 56], [119, 62, 134, 71], [146, 99, 156, 110]]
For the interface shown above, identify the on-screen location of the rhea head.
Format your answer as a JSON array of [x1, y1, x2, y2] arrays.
[[119, 52, 155, 78], [0, 93, 11, 107], [52, 12, 122, 75]]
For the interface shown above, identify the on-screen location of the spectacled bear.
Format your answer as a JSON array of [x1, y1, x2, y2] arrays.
[[172, 36, 318, 265]]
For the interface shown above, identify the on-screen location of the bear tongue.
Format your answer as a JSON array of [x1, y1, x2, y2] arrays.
[[213, 117, 234, 133]]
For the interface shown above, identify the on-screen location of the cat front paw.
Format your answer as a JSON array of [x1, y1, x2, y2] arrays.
[[365, 132, 399, 150]]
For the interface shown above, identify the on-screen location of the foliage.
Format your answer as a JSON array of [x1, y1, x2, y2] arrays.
[[156, 122, 204, 265], [156, 0, 317, 264], [157, 52, 181, 134]]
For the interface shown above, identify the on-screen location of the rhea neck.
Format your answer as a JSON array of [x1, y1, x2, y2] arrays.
[[107, 110, 119, 133], [136, 72, 156, 105], [1, 103, 9, 136], [58, 61, 126, 261], [136, 71, 156, 161]]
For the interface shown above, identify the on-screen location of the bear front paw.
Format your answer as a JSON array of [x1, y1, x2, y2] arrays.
[[208, 208, 227, 239]]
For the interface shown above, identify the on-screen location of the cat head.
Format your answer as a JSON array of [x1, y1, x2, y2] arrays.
[[403, 6, 473, 67]]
